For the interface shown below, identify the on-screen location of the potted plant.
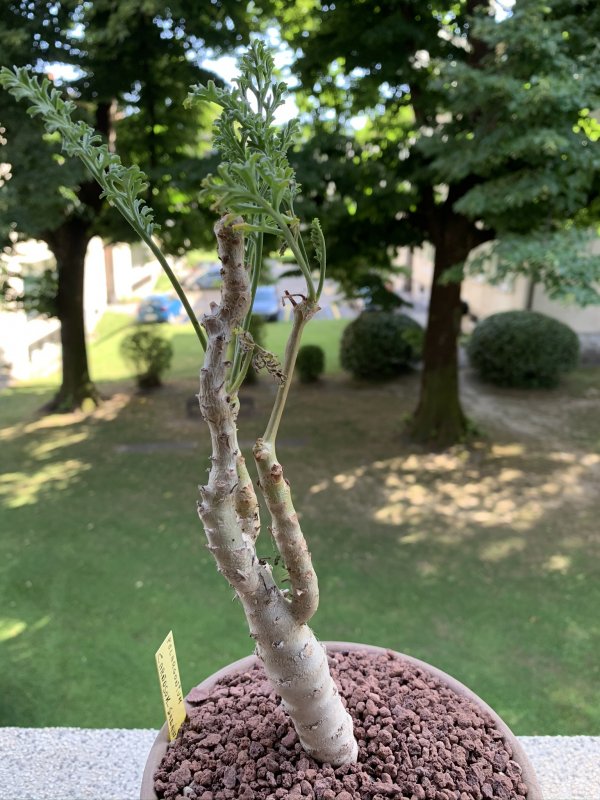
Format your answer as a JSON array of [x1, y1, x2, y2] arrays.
[[1, 43, 542, 800]]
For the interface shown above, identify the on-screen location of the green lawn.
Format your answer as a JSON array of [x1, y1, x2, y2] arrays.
[[86, 312, 349, 383], [1, 315, 599, 735]]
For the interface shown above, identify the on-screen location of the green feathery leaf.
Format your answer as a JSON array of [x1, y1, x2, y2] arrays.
[[310, 218, 326, 299], [0, 67, 158, 238], [186, 42, 318, 301], [0, 65, 207, 350]]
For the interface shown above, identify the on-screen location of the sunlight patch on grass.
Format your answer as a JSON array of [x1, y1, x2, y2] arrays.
[[542, 554, 572, 574], [332, 468, 365, 490], [0, 459, 91, 508], [397, 531, 427, 545], [415, 560, 438, 577], [581, 453, 600, 466], [547, 452, 600, 467], [0, 614, 51, 643], [498, 468, 524, 482], [480, 537, 526, 562], [0, 618, 27, 642], [30, 431, 88, 459], [491, 444, 524, 457], [305, 447, 600, 550], [0, 393, 131, 443], [93, 393, 131, 420], [0, 409, 86, 442]]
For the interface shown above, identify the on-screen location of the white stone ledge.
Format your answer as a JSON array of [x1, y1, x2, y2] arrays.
[[0, 729, 598, 800]]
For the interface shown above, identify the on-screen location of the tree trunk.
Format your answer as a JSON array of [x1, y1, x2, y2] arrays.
[[409, 227, 470, 448], [45, 221, 100, 412], [525, 278, 536, 311]]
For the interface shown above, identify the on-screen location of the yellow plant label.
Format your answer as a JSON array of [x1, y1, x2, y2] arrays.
[[155, 630, 186, 741]]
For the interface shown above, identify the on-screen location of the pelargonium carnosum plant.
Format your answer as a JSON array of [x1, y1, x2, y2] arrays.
[[0, 42, 359, 766]]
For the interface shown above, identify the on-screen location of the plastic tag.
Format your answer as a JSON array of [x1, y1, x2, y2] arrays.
[[155, 630, 186, 740]]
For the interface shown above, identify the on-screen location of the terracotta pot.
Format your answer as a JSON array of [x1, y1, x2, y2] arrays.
[[140, 641, 543, 800]]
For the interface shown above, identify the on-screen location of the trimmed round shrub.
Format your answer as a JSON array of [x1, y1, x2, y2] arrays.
[[120, 327, 173, 389], [467, 310, 579, 388], [340, 312, 423, 380], [296, 344, 325, 383]]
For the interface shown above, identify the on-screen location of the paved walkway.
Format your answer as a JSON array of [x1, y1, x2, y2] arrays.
[[0, 729, 598, 799]]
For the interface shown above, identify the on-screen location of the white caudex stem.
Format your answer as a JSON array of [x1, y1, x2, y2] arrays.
[[197, 217, 358, 766]]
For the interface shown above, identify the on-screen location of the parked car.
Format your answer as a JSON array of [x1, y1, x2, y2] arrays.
[[252, 285, 281, 321], [189, 265, 222, 290], [137, 294, 183, 324]]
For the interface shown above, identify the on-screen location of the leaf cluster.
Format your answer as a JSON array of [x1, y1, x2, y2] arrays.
[[466, 229, 600, 307], [0, 66, 209, 347], [188, 41, 299, 219], [187, 40, 325, 302], [0, 264, 58, 318], [0, 1, 265, 260], [0, 68, 158, 240], [289, 124, 415, 292], [281, 0, 600, 298], [419, 2, 600, 232]]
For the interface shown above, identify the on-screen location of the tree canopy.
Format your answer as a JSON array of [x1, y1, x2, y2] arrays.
[[281, 0, 600, 445], [0, 0, 267, 409], [1, 0, 262, 251]]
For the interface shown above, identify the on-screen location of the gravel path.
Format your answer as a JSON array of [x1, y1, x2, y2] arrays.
[[0, 729, 598, 800]]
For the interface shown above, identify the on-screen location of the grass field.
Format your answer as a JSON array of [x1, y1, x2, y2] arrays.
[[83, 312, 349, 383], [1, 314, 599, 734]]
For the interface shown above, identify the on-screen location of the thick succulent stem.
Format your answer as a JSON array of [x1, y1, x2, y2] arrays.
[[254, 438, 318, 626], [251, 627, 359, 766], [197, 216, 357, 766], [235, 449, 260, 544], [264, 300, 316, 445]]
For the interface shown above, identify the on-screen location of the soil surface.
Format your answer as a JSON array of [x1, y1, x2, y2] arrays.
[[154, 649, 528, 800]]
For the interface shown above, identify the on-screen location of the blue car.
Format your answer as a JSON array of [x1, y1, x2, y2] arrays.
[[252, 285, 281, 322], [137, 294, 183, 324]]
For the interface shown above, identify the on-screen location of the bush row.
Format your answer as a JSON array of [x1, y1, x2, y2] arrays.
[[120, 309, 580, 392], [339, 309, 579, 388]]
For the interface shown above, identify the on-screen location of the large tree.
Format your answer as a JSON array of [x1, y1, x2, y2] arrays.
[[0, 0, 260, 411], [282, 0, 600, 446]]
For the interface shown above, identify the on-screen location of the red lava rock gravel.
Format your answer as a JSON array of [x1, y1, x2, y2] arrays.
[[153, 649, 528, 800]]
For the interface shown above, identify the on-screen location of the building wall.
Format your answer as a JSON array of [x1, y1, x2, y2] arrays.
[[84, 236, 109, 333], [403, 243, 600, 334], [0, 307, 61, 381], [530, 289, 600, 334], [105, 241, 160, 302], [1, 236, 160, 383], [461, 274, 530, 320]]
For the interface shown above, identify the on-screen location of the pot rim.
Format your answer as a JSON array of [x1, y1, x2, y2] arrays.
[[140, 641, 543, 800]]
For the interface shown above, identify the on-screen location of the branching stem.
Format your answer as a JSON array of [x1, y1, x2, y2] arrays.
[[264, 300, 315, 445], [227, 346, 254, 395], [229, 231, 263, 387], [263, 203, 316, 301], [139, 231, 207, 351]]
